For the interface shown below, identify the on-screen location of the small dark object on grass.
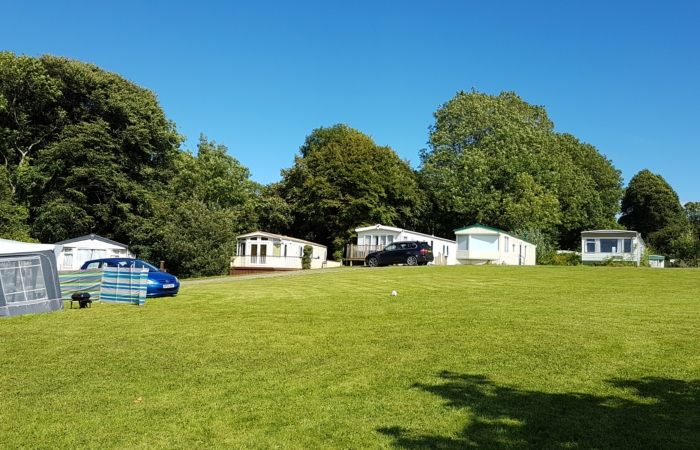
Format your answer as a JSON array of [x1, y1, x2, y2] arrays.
[[71, 292, 92, 309]]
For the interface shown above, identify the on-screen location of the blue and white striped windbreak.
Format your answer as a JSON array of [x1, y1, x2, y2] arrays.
[[99, 267, 148, 306], [58, 269, 103, 300]]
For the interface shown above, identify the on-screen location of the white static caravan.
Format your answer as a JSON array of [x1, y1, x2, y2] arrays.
[[349, 224, 457, 265], [454, 224, 536, 265], [55, 234, 134, 270], [581, 230, 645, 265], [232, 231, 339, 275]]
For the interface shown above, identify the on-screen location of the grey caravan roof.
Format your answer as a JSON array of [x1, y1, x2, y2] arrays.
[[0, 240, 64, 317], [56, 233, 129, 249]]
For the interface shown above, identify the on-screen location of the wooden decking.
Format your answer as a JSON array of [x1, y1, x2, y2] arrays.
[[230, 267, 298, 276], [344, 244, 384, 265], [231, 255, 303, 275]]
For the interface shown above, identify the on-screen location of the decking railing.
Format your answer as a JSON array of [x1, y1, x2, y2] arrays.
[[232, 255, 302, 269], [345, 244, 386, 260], [433, 254, 448, 265]]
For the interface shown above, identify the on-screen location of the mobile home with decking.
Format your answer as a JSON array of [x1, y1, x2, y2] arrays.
[[347, 224, 457, 265], [232, 231, 339, 275]]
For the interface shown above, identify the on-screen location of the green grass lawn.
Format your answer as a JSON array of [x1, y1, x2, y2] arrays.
[[1, 266, 699, 449]]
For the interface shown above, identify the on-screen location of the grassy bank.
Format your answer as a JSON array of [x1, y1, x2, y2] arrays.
[[1, 266, 698, 449]]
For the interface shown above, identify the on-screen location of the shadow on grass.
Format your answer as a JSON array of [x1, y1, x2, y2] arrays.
[[379, 372, 699, 449]]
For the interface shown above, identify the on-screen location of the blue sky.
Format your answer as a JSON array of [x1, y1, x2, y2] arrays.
[[2, 0, 698, 202]]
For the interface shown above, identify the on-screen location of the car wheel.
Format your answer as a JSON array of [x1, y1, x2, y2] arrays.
[[367, 257, 379, 267], [406, 255, 418, 266]]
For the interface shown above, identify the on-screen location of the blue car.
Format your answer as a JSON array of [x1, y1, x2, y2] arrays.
[[80, 258, 180, 297]]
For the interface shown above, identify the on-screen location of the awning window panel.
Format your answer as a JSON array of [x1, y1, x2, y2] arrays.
[[0, 256, 48, 304]]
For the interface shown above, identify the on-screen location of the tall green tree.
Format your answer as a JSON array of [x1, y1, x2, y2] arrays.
[[252, 182, 293, 235], [684, 201, 700, 235], [420, 90, 622, 248], [0, 52, 64, 193], [0, 166, 33, 241], [659, 202, 700, 266], [133, 136, 258, 278], [170, 134, 257, 210], [668, 230, 700, 267], [618, 169, 687, 239], [136, 198, 243, 278], [0, 52, 182, 244], [278, 124, 426, 257]]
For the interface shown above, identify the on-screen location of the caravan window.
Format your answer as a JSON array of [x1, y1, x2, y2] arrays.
[[624, 239, 632, 253], [63, 248, 74, 268], [585, 239, 596, 253], [457, 236, 469, 251], [600, 239, 618, 253], [77, 249, 107, 267], [0, 256, 48, 304]]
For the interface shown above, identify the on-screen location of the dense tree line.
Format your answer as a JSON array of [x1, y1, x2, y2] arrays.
[[1, 54, 696, 275], [0, 53, 256, 277], [419, 90, 623, 250], [0, 52, 181, 245], [273, 124, 426, 260], [618, 170, 700, 266]]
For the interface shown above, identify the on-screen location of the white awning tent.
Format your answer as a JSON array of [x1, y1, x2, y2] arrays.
[[0, 239, 64, 317]]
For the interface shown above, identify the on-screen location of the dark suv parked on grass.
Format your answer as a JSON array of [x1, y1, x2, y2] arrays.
[[365, 241, 434, 267]]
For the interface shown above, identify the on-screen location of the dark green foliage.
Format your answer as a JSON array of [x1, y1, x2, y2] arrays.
[[253, 182, 293, 235], [278, 124, 427, 253], [619, 169, 687, 239], [0, 52, 182, 245], [684, 202, 700, 233], [550, 252, 582, 266], [0, 166, 33, 241], [511, 228, 581, 265], [132, 136, 258, 278], [170, 134, 256, 211], [141, 199, 240, 278], [595, 257, 639, 267], [668, 231, 700, 267], [510, 228, 557, 265], [0, 53, 260, 277], [647, 223, 688, 259], [302, 245, 313, 270], [661, 202, 700, 267], [619, 170, 690, 259], [420, 90, 623, 248]]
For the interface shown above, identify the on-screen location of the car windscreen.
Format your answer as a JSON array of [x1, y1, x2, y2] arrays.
[[134, 260, 160, 271], [106, 260, 160, 272]]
